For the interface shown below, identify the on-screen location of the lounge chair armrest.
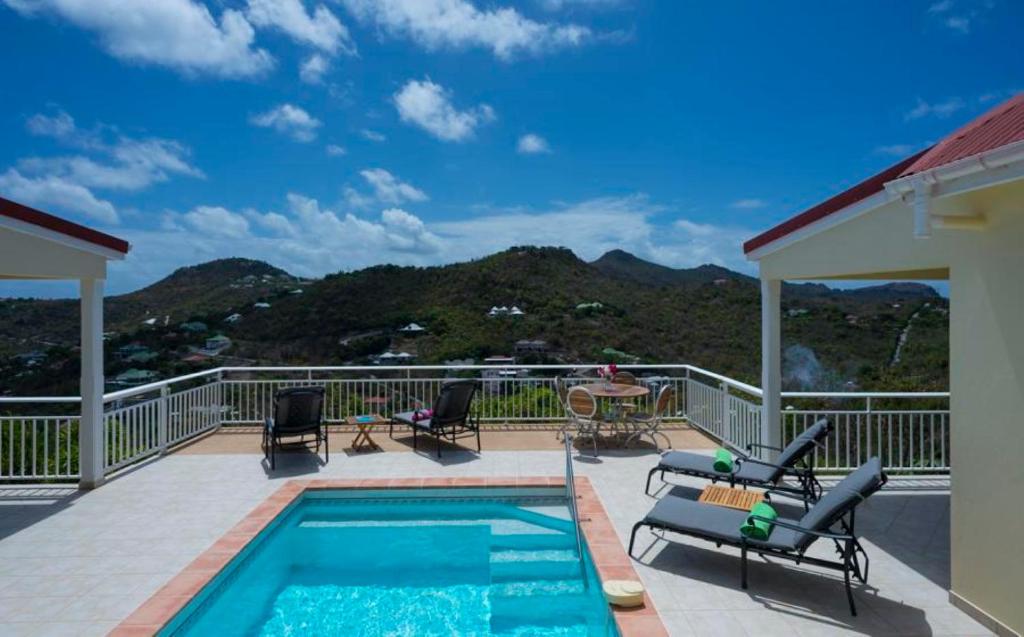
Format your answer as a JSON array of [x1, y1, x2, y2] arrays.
[[746, 515, 854, 542]]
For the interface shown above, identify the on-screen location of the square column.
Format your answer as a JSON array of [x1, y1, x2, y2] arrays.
[[760, 277, 782, 459], [79, 278, 105, 489]]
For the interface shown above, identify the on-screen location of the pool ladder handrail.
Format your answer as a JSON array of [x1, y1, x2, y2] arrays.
[[564, 434, 589, 590]]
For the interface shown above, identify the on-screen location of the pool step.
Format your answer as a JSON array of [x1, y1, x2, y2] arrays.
[[490, 578, 586, 598], [489, 593, 604, 633], [490, 548, 579, 563], [489, 532, 575, 552], [490, 559, 585, 582]]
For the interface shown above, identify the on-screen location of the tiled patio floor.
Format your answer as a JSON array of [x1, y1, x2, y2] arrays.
[[0, 437, 985, 636]]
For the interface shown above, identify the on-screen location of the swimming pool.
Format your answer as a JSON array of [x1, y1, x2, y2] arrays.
[[160, 487, 620, 636]]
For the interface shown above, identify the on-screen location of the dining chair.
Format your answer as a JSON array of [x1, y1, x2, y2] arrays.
[[626, 384, 674, 451], [566, 386, 602, 456], [554, 376, 572, 440]]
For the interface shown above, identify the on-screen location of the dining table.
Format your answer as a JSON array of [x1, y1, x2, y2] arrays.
[[576, 382, 651, 438]]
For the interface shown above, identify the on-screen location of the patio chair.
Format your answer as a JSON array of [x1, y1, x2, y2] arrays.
[[566, 386, 603, 456], [645, 418, 833, 502], [390, 379, 480, 458], [625, 384, 674, 451], [628, 457, 887, 616], [263, 386, 327, 470]]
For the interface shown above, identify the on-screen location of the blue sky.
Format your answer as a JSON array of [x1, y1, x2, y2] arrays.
[[0, 0, 1020, 297]]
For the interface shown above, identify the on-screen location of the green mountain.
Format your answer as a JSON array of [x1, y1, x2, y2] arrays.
[[0, 248, 948, 396]]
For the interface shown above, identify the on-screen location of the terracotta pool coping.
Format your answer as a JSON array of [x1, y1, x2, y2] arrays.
[[110, 476, 668, 637]]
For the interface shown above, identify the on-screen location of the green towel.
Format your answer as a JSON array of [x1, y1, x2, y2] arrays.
[[740, 502, 778, 541], [712, 448, 734, 473]]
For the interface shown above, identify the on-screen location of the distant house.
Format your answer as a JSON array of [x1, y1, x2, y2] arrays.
[[787, 308, 810, 318], [289, 289, 304, 295], [510, 306, 525, 316], [124, 351, 158, 364], [514, 339, 548, 354], [488, 305, 524, 317], [182, 353, 210, 364], [575, 301, 603, 311], [204, 335, 232, 353], [113, 369, 158, 386], [14, 351, 46, 367], [180, 321, 208, 333], [374, 351, 416, 364], [141, 317, 158, 326], [483, 355, 516, 365], [223, 313, 242, 323], [399, 322, 426, 334], [253, 302, 271, 309], [116, 343, 151, 359]]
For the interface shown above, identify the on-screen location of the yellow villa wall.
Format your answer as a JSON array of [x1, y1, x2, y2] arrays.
[[758, 179, 1024, 635]]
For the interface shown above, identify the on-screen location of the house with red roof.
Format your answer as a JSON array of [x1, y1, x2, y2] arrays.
[[745, 93, 1024, 635], [1, 195, 130, 489]]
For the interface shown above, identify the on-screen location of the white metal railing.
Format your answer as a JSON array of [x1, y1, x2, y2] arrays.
[[0, 363, 951, 481]]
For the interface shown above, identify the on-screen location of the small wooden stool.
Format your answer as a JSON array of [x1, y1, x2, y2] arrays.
[[346, 414, 385, 452], [698, 484, 764, 511]]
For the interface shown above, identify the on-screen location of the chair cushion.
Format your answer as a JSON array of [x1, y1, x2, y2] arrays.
[[733, 461, 778, 484], [795, 457, 883, 548], [776, 419, 830, 468], [658, 451, 719, 475], [393, 411, 433, 430], [643, 494, 801, 551]]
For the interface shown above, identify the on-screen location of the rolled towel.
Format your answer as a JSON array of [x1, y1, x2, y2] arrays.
[[412, 409, 433, 422], [740, 502, 778, 541], [712, 448, 734, 473]]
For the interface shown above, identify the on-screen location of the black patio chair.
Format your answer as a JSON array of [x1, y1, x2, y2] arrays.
[[262, 386, 327, 470], [389, 379, 480, 458], [629, 457, 887, 616], [646, 418, 833, 502]]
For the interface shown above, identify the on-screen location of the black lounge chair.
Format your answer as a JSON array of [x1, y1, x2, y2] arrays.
[[629, 457, 887, 616], [263, 386, 327, 470], [646, 418, 833, 502], [389, 379, 480, 458]]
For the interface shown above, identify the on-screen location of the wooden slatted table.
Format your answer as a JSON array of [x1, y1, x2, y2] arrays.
[[698, 484, 764, 511], [346, 414, 385, 452]]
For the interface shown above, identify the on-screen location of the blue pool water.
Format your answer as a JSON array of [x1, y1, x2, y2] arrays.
[[161, 488, 620, 636]]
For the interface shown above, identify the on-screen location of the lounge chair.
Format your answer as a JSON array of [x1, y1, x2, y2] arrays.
[[389, 379, 480, 458], [645, 418, 832, 502], [263, 386, 327, 470], [629, 457, 887, 615]]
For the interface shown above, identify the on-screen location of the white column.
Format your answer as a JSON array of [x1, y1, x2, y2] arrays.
[[79, 278, 105, 489], [760, 277, 782, 460]]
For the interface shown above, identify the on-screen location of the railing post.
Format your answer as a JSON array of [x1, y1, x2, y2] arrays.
[[216, 369, 225, 429], [720, 381, 731, 444], [683, 367, 690, 421], [865, 396, 873, 460], [158, 386, 169, 454]]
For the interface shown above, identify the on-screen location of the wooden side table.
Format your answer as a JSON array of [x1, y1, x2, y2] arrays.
[[698, 484, 764, 511], [346, 414, 385, 452]]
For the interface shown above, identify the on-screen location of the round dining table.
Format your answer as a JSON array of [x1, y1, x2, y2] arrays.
[[576, 382, 650, 399]]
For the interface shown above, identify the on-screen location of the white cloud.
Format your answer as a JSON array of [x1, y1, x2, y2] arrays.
[[3, 0, 274, 78], [246, 0, 355, 55], [874, 143, 916, 157], [927, 0, 953, 13], [394, 78, 495, 142], [299, 53, 330, 83], [182, 205, 252, 238], [905, 97, 965, 121], [361, 129, 387, 142], [25, 110, 76, 139], [325, 144, 347, 156], [730, 198, 766, 210], [516, 133, 551, 154], [358, 168, 428, 205], [0, 168, 118, 223], [539, 0, 625, 9], [340, 0, 591, 60], [2, 109, 202, 223], [250, 104, 321, 142]]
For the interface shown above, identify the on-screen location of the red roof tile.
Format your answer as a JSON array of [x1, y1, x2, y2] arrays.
[[900, 93, 1024, 176], [0, 196, 129, 254], [745, 93, 1024, 255]]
